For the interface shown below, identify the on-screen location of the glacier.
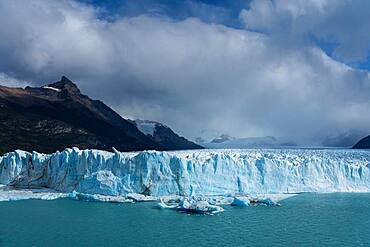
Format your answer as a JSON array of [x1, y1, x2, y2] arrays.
[[1, 148, 370, 198]]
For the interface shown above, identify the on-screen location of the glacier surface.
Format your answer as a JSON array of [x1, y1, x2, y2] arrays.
[[1, 148, 370, 199]]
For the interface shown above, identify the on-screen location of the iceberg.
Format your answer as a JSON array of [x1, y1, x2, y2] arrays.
[[158, 197, 225, 215], [254, 198, 280, 206], [0, 186, 67, 202], [68, 191, 133, 203], [231, 197, 250, 207], [1, 148, 370, 199]]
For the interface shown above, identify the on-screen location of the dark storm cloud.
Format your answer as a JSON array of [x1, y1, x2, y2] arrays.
[[0, 0, 370, 143]]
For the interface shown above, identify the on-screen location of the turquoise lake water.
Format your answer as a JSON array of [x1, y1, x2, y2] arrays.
[[0, 193, 369, 246]]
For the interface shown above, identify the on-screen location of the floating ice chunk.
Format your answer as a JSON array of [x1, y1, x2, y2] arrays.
[[207, 196, 234, 205], [254, 198, 280, 206], [253, 194, 297, 202], [157, 198, 177, 209], [178, 199, 224, 215], [178, 198, 192, 209], [40, 193, 66, 200], [159, 195, 182, 203], [159, 197, 225, 215], [0, 187, 67, 202], [127, 193, 157, 202], [69, 191, 133, 203], [231, 197, 250, 207]]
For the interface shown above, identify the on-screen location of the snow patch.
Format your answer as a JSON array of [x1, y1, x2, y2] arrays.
[[42, 86, 61, 92], [134, 119, 158, 136]]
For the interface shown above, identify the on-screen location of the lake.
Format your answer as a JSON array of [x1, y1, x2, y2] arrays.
[[0, 193, 369, 246]]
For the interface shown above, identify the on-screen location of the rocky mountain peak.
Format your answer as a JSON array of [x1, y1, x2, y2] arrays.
[[48, 76, 81, 95]]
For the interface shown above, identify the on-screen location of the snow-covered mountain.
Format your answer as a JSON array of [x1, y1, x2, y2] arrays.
[[1, 148, 370, 196], [195, 129, 368, 148], [133, 119, 203, 150], [210, 134, 235, 143], [202, 135, 297, 149], [192, 129, 224, 144]]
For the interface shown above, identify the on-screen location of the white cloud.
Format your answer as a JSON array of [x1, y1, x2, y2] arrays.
[[0, 0, 370, 143], [0, 73, 29, 87], [240, 0, 370, 63]]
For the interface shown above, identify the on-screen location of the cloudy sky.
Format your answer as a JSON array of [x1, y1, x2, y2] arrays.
[[1, 0, 370, 143]]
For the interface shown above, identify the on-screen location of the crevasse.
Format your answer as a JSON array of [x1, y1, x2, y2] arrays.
[[1, 148, 370, 196]]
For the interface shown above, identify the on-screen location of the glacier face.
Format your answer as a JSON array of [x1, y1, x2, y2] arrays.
[[1, 148, 370, 196]]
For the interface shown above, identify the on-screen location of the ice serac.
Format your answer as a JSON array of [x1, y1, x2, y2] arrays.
[[1, 148, 370, 196]]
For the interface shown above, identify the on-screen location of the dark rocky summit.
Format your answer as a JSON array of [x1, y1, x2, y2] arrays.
[[0, 76, 202, 154]]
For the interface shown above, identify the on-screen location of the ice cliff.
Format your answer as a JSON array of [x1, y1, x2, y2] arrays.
[[1, 148, 370, 196]]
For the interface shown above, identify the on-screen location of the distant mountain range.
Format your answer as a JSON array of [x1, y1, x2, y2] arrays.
[[0, 76, 202, 154], [194, 130, 370, 149], [195, 133, 297, 149], [210, 134, 235, 144]]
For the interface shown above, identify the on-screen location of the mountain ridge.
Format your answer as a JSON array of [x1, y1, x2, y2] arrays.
[[133, 119, 202, 150], [0, 76, 202, 154], [353, 135, 370, 149]]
